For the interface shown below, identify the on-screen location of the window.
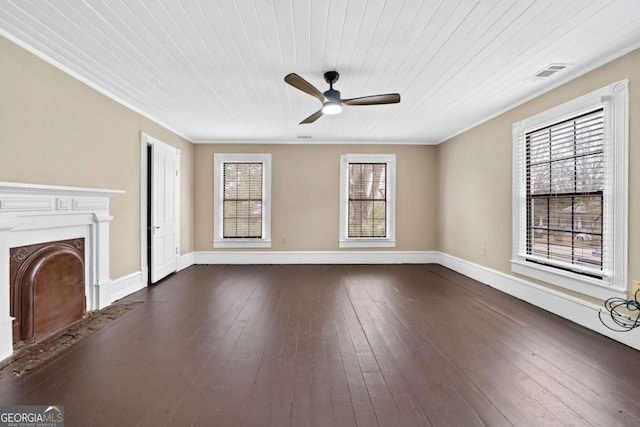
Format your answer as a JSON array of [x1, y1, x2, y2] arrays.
[[512, 80, 628, 299], [339, 154, 396, 248], [526, 110, 604, 274], [213, 153, 271, 248]]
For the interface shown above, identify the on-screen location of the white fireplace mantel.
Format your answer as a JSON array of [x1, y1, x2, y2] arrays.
[[0, 181, 124, 360]]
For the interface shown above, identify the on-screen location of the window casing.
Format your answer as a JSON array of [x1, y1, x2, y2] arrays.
[[213, 153, 271, 248], [340, 154, 396, 248], [512, 80, 628, 299]]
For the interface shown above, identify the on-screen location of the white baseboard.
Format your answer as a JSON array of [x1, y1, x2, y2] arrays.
[[177, 252, 195, 271], [107, 271, 145, 304], [437, 252, 640, 351], [193, 250, 439, 265]]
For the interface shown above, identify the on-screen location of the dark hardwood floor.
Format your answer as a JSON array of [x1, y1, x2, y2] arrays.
[[1, 264, 639, 426]]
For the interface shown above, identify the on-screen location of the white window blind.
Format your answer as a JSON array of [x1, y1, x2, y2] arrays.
[[348, 163, 387, 238], [524, 109, 604, 277], [222, 162, 263, 239]]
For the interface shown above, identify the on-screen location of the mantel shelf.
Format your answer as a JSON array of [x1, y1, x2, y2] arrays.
[[0, 181, 124, 198]]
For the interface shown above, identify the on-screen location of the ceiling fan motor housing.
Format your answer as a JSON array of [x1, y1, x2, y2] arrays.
[[324, 88, 341, 100]]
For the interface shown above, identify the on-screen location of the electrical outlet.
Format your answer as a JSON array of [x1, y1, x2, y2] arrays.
[[632, 280, 640, 297], [480, 246, 486, 256], [282, 236, 288, 244]]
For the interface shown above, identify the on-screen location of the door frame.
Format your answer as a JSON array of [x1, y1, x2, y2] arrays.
[[140, 132, 181, 286]]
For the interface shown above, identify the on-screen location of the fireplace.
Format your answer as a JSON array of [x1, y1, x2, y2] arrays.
[[10, 238, 86, 343], [0, 182, 123, 360]]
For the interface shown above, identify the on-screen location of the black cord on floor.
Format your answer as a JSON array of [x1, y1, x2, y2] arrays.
[[599, 288, 640, 332]]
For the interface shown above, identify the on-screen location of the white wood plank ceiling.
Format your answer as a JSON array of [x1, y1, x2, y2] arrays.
[[1, 1, 639, 143]]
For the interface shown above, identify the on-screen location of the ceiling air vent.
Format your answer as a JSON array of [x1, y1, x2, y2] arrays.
[[296, 135, 312, 140], [530, 63, 571, 80]]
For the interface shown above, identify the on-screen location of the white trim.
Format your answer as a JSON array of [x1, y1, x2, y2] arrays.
[[193, 251, 438, 265], [140, 139, 148, 285], [610, 80, 630, 298], [140, 133, 181, 286], [511, 80, 628, 299], [438, 252, 640, 351], [339, 154, 396, 248], [175, 149, 182, 277], [213, 153, 272, 248], [338, 239, 396, 248], [0, 182, 124, 197], [108, 271, 144, 303], [511, 259, 626, 300], [141, 133, 181, 156], [193, 139, 438, 145], [177, 252, 195, 271], [214, 240, 272, 249]]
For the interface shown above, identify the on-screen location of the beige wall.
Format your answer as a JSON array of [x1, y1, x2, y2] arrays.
[[438, 47, 640, 300], [0, 36, 194, 279], [194, 144, 438, 252]]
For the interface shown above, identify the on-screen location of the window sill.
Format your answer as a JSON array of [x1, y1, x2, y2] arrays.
[[214, 239, 271, 249], [339, 239, 396, 249], [510, 259, 625, 300]]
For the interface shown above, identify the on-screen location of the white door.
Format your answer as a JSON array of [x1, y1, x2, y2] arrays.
[[151, 142, 178, 283]]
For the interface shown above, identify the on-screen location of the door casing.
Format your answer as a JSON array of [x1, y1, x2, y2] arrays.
[[140, 132, 181, 285]]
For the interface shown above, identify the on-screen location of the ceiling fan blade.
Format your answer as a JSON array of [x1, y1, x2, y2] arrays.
[[300, 109, 323, 124], [284, 73, 325, 103], [342, 93, 400, 106]]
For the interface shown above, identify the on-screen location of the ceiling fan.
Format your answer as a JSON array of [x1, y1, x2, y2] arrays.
[[284, 71, 400, 124]]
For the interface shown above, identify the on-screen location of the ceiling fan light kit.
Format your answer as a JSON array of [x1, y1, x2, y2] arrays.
[[284, 71, 400, 124], [322, 100, 342, 115]]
